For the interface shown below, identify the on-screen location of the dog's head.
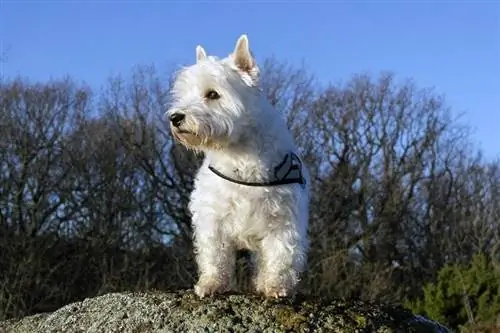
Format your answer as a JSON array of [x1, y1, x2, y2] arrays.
[[166, 34, 261, 151]]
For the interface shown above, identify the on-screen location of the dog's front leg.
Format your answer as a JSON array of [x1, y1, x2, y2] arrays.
[[193, 220, 234, 298], [255, 227, 307, 298]]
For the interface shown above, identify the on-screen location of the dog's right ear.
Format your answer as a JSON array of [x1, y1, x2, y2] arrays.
[[196, 45, 207, 63]]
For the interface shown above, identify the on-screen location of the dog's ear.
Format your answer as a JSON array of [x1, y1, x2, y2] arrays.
[[232, 34, 259, 85], [196, 45, 207, 63], [233, 34, 254, 72]]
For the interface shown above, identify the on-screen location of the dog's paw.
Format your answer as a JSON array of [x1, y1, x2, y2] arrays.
[[255, 270, 298, 298], [194, 276, 227, 298], [263, 284, 292, 298]]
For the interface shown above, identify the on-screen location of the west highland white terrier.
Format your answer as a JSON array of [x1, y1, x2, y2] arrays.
[[166, 34, 310, 298]]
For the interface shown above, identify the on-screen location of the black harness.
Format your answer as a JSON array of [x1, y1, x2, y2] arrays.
[[208, 152, 306, 187]]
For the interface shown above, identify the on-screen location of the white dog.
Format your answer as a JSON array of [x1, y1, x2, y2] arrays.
[[166, 34, 310, 298]]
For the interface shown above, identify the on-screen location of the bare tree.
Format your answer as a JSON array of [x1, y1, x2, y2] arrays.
[[0, 77, 92, 317], [293, 72, 500, 302]]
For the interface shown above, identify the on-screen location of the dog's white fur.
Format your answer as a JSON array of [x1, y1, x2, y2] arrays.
[[166, 34, 309, 298]]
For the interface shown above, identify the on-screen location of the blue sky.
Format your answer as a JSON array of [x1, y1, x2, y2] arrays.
[[1, 1, 499, 158]]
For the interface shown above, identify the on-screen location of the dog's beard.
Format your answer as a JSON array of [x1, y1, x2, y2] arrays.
[[172, 129, 204, 149], [170, 118, 231, 151]]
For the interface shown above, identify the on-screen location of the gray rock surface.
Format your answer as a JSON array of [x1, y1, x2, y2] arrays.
[[0, 290, 451, 332]]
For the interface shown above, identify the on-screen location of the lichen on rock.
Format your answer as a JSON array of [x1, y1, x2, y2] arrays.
[[0, 290, 451, 333]]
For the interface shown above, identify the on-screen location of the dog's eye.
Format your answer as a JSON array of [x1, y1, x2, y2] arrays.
[[205, 90, 220, 100]]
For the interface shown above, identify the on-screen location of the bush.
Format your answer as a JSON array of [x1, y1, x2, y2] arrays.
[[406, 253, 500, 330]]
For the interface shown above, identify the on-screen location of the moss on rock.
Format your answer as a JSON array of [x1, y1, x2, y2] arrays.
[[0, 290, 450, 333]]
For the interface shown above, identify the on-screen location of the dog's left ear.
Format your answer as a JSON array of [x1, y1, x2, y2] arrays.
[[232, 34, 259, 85], [196, 45, 207, 63]]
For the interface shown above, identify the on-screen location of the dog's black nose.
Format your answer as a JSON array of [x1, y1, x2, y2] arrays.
[[169, 113, 185, 127]]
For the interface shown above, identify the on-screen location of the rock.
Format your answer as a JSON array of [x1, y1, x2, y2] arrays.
[[0, 290, 450, 333]]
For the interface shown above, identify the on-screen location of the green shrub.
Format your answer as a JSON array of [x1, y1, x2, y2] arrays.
[[406, 253, 500, 330]]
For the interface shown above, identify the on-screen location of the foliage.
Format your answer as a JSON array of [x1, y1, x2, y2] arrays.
[[406, 253, 500, 330]]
